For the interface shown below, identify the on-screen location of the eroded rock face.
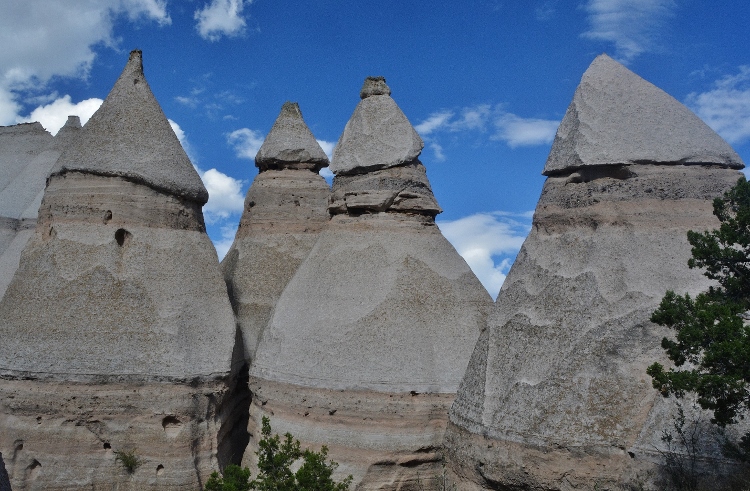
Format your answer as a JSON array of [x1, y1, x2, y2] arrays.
[[329, 77, 424, 176], [544, 54, 743, 175], [0, 51, 243, 491], [0, 118, 81, 299], [445, 56, 747, 490], [245, 78, 491, 488], [222, 102, 331, 362]]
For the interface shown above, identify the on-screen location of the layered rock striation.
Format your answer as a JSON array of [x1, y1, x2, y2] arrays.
[[445, 54, 747, 490], [0, 51, 243, 491], [246, 77, 492, 488], [222, 102, 331, 362], [0, 118, 81, 299]]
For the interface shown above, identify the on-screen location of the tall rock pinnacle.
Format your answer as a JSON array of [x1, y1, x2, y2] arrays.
[[0, 51, 242, 490], [445, 55, 747, 490], [222, 102, 331, 363], [544, 54, 743, 175], [52, 50, 207, 203], [246, 78, 491, 488]]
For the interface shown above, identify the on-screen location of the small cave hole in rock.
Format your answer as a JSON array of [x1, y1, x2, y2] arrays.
[[103, 210, 112, 224], [103, 442, 111, 450], [14, 441, 23, 452], [27, 459, 41, 480], [36, 416, 41, 424], [115, 228, 131, 247], [162, 416, 183, 438], [156, 464, 164, 476]]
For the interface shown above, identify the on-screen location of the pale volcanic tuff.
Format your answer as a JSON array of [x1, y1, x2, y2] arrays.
[[246, 77, 492, 488], [0, 51, 243, 491], [445, 54, 747, 490]]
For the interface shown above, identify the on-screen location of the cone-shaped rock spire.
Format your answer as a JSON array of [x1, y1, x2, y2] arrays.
[[446, 55, 747, 490], [544, 54, 743, 175], [255, 102, 329, 171], [222, 102, 331, 363], [246, 77, 491, 488], [0, 52, 241, 490], [330, 76, 424, 175], [53, 50, 207, 203]]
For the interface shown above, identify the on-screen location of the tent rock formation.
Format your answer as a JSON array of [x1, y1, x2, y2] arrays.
[[0, 50, 244, 491], [246, 77, 491, 488], [445, 54, 747, 490]]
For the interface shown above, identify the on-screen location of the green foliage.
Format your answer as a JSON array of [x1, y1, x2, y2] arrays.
[[202, 416, 352, 491], [113, 449, 143, 474], [205, 465, 252, 491], [647, 176, 750, 457]]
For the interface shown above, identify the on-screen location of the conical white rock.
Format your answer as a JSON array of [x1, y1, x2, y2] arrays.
[[246, 78, 490, 488], [330, 77, 424, 176], [222, 103, 331, 362], [254, 102, 329, 171], [544, 54, 743, 175], [446, 56, 747, 490], [0, 51, 242, 491], [53, 50, 207, 203]]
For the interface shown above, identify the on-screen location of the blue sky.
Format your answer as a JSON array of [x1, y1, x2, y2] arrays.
[[2, 0, 750, 299]]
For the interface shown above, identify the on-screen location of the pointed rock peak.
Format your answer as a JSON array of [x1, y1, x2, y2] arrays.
[[331, 77, 423, 176], [360, 76, 391, 99], [543, 54, 743, 175], [53, 50, 208, 204], [63, 115, 82, 129], [255, 102, 329, 172]]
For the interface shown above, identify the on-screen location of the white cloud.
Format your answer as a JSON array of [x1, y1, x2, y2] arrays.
[[194, 0, 250, 42], [316, 139, 336, 161], [227, 127, 265, 159], [19, 95, 102, 135], [0, 0, 170, 125], [581, 0, 676, 64], [415, 110, 454, 136], [686, 66, 750, 146], [200, 168, 246, 222], [438, 211, 532, 299], [319, 167, 334, 181], [169, 119, 246, 226], [414, 105, 558, 159], [492, 114, 559, 148]]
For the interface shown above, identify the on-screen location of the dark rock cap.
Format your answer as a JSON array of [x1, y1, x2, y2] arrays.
[[543, 54, 744, 175], [255, 102, 329, 171], [53, 50, 208, 204], [331, 76, 423, 176]]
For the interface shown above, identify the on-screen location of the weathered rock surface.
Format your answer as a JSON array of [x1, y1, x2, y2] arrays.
[[254, 102, 329, 171], [246, 78, 491, 488], [544, 54, 743, 175], [0, 117, 81, 299], [329, 77, 424, 176], [51, 50, 207, 204], [222, 102, 331, 362], [446, 56, 747, 490], [0, 50, 244, 490]]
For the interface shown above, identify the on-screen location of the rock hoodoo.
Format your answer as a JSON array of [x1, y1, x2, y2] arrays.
[[246, 77, 492, 488], [0, 118, 81, 299], [0, 51, 242, 491], [222, 101, 331, 362], [445, 54, 746, 489]]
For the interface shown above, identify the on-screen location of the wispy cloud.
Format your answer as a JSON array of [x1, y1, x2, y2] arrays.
[[0, 0, 170, 125], [686, 66, 750, 146], [19, 95, 102, 135], [581, 0, 676, 64], [535, 1, 557, 21], [437, 211, 532, 299], [316, 139, 336, 161], [415, 104, 558, 160], [194, 0, 250, 42], [227, 127, 265, 159]]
